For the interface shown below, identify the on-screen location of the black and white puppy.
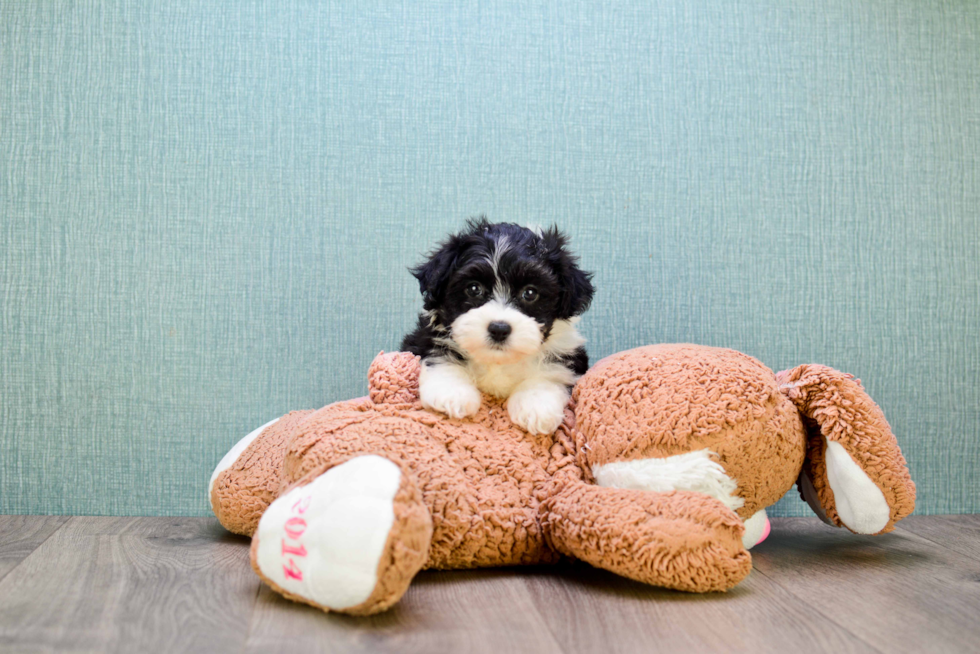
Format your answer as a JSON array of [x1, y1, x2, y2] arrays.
[[401, 218, 594, 434]]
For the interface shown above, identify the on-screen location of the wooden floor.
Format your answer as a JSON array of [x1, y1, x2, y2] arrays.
[[0, 516, 978, 653]]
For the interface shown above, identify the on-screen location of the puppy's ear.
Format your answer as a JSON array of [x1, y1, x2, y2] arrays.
[[541, 226, 594, 318], [410, 237, 462, 310]]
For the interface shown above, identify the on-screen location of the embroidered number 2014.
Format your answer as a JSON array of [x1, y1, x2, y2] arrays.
[[282, 495, 311, 581]]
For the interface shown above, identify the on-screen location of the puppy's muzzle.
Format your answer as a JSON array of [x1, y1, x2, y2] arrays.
[[487, 321, 512, 343]]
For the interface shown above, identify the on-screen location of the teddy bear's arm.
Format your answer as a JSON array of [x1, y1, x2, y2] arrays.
[[541, 480, 752, 592], [777, 365, 916, 535]]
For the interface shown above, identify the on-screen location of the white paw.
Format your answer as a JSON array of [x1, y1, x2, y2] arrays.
[[419, 374, 482, 419], [254, 455, 401, 611], [507, 384, 568, 434]]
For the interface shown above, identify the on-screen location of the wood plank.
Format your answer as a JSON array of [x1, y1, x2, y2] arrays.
[[1, 515, 978, 653], [751, 517, 980, 654], [522, 561, 876, 654], [896, 514, 980, 562], [0, 515, 70, 581], [0, 517, 260, 654], [245, 567, 566, 654]]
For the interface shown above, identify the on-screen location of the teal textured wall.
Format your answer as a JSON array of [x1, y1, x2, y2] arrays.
[[1, 1, 978, 517]]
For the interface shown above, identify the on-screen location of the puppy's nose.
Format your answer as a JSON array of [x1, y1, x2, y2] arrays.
[[487, 321, 512, 343]]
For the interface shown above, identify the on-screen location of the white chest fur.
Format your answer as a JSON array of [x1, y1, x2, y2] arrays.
[[465, 357, 572, 398], [463, 318, 585, 398]]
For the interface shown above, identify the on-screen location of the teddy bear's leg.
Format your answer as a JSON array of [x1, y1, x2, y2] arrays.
[[210, 410, 317, 536], [591, 450, 772, 550], [542, 481, 752, 592], [777, 365, 916, 535], [250, 455, 433, 616]]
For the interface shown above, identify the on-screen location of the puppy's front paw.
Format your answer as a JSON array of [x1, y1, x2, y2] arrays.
[[507, 384, 568, 434], [420, 377, 482, 419]]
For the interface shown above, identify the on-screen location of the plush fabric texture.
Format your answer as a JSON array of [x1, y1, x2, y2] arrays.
[[211, 345, 916, 614], [541, 484, 752, 592], [211, 409, 316, 536]]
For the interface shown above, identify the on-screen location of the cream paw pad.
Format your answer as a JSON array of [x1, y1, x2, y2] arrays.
[[250, 455, 432, 615]]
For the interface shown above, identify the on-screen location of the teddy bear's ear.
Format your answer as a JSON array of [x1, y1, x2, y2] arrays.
[[368, 351, 421, 405], [777, 365, 915, 534]]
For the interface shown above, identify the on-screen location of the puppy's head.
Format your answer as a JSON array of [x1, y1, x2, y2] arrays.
[[411, 217, 594, 365]]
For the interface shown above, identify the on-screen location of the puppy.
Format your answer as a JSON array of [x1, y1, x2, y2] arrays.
[[401, 218, 594, 434]]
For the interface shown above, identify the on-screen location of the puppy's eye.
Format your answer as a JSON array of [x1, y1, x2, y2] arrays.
[[465, 282, 485, 298], [520, 287, 539, 303]]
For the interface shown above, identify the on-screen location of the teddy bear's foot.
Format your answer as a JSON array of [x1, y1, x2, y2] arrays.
[[250, 455, 433, 615]]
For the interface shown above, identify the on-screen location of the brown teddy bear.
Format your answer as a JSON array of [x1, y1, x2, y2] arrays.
[[209, 344, 915, 615]]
